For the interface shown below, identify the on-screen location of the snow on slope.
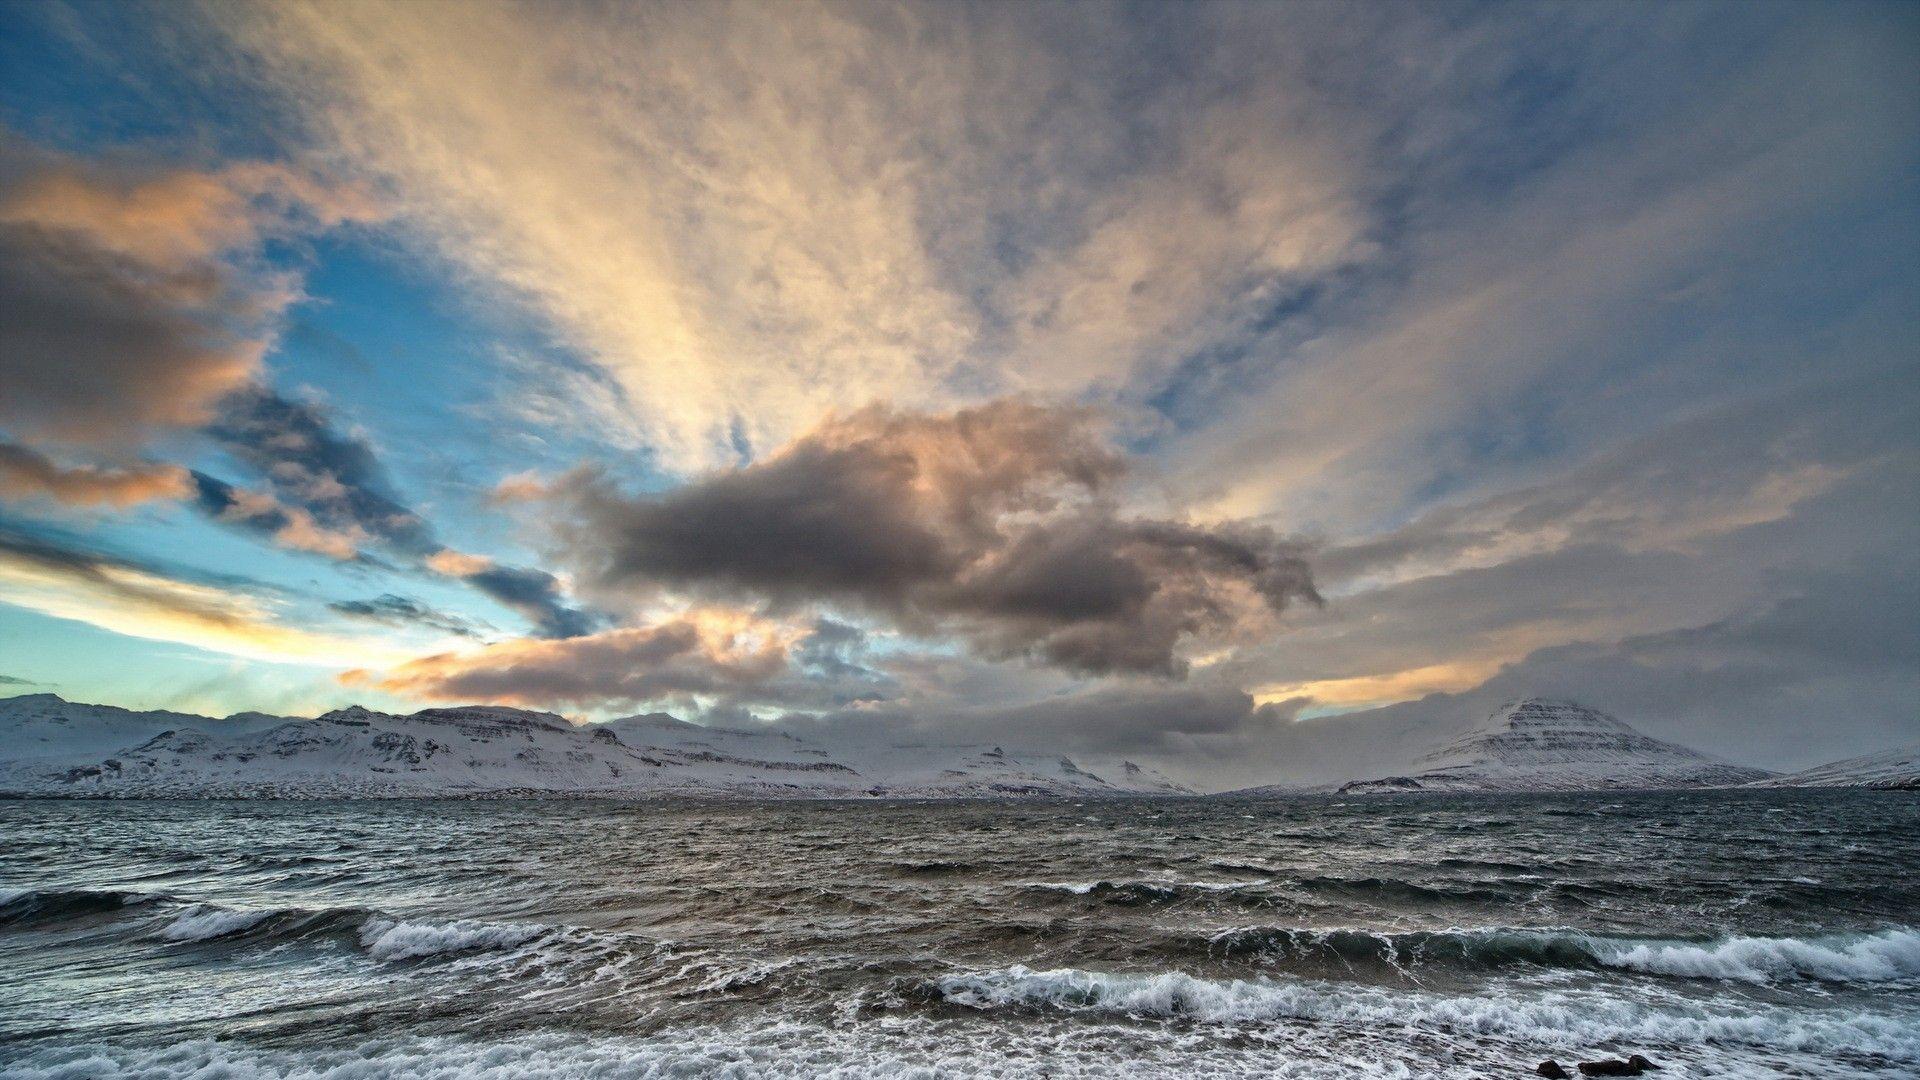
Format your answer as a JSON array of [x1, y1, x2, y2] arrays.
[[0, 694, 1189, 799], [1236, 699, 1774, 795], [1751, 745, 1920, 789]]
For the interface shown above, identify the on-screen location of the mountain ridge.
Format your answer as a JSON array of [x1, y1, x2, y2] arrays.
[[0, 693, 1189, 799], [1750, 744, 1920, 790], [1231, 698, 1776, 795]]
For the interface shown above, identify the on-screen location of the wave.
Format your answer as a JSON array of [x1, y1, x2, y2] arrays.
[[925, 964, 1920, 1061], [358, 916, 549, 961], [1198, 925, 1920, 984], [1590, 928, 1920, 984], [154, 905, 277, 942], [3, 888, 568, 966], [1293, 874, 1512, 904], [1200, 925, 1597, 972], [1025, 880, 1269, 905], [0, 887, 155, 926]]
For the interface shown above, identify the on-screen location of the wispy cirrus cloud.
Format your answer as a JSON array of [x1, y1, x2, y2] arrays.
[[211, 1, 1374, 468], [0, 526, 405, 667], [327, 593, 482, 639]]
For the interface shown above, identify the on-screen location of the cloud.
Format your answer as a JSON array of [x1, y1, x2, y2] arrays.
[[541, 399, 1317, 675], [189, 470, 366, 560], [0, 439, 190, 507], [0, 525, 403, 667], [327, 593, 480, 639], [212, 2, 1379, 466], [0, 133, 373, 449], [204, 384, 437, 556], [1230, 569, 1920, 791], [0, 674, 39, 686], [1313, 369, 1908, 593], [802, 679, 1274, 760], [200, 385, 597, 636], [446, 560, 598, 640], [422, 549, 597, 640], [1163, 13, 1917, 532], [347, 608, 801, 708]]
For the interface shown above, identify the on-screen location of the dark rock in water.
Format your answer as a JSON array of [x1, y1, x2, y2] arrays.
[[1577, 1058, 1655, 1077], [1537, 1061, 1572, 1078]]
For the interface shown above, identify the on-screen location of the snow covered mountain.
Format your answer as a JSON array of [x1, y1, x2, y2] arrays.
[[1751, 745, 1920, 789], [1244, 699, 1774, 794], [0, 693, 1189, 799]]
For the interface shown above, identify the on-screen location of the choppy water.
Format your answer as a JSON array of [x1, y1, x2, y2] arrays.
[[1, 792, 1916, 1078]]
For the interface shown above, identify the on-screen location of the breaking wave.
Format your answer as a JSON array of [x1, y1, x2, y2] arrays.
[[926, 964, 1920, 1060], [1589, 928, 1920, 984], [1198, 925, 1920, 984], [155, 906, 277, 942], [358, 916, 550, 961]]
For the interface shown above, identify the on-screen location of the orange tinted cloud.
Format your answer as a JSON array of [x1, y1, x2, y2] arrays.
[[0, 135, 377, 447], [0, 531, 405, 667], [0, 440, 191, 508], [348, 608, 798, 708]]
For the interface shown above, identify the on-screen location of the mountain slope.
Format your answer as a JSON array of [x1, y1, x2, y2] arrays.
[[0, 694, 1188, 799], [1751, 745, 1920, 789], [1236, 699, 1773, 794]]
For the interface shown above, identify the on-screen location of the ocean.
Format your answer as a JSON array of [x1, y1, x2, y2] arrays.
[[1, 792, 1916, 1078]]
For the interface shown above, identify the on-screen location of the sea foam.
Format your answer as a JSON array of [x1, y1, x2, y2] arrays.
[[358, 916, 547, 961], [156, 906, 276, 942], [928, 964, 1920, 1060], [1589, 927, 1920, 984]]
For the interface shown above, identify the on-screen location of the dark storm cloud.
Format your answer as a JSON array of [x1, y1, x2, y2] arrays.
[[545, 400, 1319, 676], [794, 618, 874, 679], [327, 593, 481, 638], [0, 133, 375, 449], [0, 224, 258, 447]]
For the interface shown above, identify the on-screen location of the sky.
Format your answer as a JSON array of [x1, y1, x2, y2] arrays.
[[0, 0, 1914, 790]]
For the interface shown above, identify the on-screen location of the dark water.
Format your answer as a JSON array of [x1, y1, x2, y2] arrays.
[[1, 791, 1916, 1078]]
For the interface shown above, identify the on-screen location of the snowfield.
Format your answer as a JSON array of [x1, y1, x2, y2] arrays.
[[0, 694, 1189, 799], [4, 693, 1909, 798], [1231, 699, 1778, 795], [1750, 744, 1920, 790]]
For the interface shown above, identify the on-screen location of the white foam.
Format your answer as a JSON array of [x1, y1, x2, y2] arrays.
[[1590, 928, 1920, 984], [156, 906, 275, 942], [1025, 879, 1263, 897], [358, 917, 546, 961], [931, 965, 1920, 1061], [1, 1008, 1912, 1080]]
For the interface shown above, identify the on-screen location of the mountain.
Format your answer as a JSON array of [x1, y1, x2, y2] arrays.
[[0, 693, 1189, 799], [1235, 699, 1774, 795], [1750, 745, 1920, 790]]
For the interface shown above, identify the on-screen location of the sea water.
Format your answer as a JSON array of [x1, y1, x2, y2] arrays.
[[1, 791, 1915, 1077]]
